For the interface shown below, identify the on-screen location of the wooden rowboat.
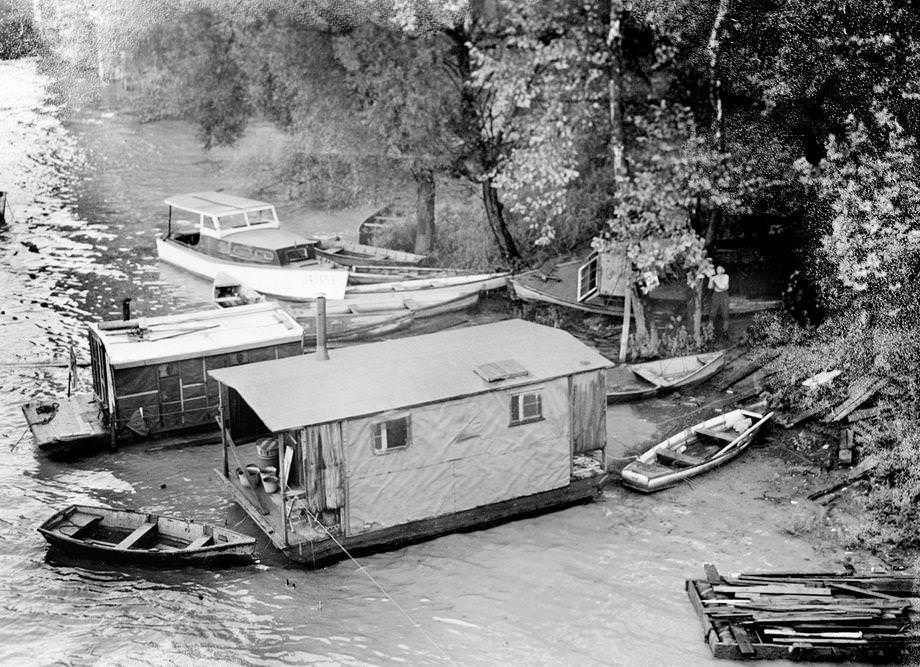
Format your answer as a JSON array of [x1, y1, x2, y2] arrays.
[[606, 350, 726, 403], [314, 240, 427, 267], [346, 265, 479, 285], [620, 409, 774, 492], [298, 310, 414, 343], [38, 505, 256, 566]]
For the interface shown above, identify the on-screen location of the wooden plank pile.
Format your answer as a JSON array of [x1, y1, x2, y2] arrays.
[[686, 564, 920, 662]]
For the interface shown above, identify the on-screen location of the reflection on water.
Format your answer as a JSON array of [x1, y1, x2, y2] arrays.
[[0, 57, 846, 666]]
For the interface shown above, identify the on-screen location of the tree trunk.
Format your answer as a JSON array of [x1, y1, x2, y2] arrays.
[[414, 169, 435, 255], [482, 179, 521, 262], [607, 0, 626, 178], [630, 286, 648, 342], [707, 0, 730, 151], [692, 282, 703, 346]]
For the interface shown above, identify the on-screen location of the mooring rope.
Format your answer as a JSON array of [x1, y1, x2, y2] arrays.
[[306, 512, 452, 663], [9, 427, 30, 452]]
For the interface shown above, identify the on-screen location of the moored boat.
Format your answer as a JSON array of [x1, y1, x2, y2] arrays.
[[607, 350, 726, 403], [210, 319, 612, 567], [21, 303, 304, 455], [38, 505, 256, 565], [346, 264, 480, 285], [156, 192, 354, 301], [313, 239, 427, 267], [619, 408, 774, 492]]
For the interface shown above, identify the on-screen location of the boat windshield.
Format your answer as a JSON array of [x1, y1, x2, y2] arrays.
[[247, 207, 277, 225], [219, 212, 249, 229]]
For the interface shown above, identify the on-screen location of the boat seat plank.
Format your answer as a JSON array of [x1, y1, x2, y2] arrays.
[[116, 521, 158, 550], [656, 447, 703, 468], [65, 514, 103, 538], [693, 427, 736, 443], [185, 535, 213, 550]]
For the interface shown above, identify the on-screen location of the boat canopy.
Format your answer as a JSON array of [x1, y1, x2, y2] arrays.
[[209, 319, 612, 432], [165, 191, 280, 234], [92, 302, 303, 369]]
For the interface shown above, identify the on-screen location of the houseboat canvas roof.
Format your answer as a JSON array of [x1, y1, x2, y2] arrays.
[[164, 192, 276, 217], [209, 319, 612, 432], [92, 303, 303, 369]]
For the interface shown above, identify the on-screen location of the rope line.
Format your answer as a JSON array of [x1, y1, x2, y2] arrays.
[[306, 512, 452, 663], [9, 427, 30, 452]]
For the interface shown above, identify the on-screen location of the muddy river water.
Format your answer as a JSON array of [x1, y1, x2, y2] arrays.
[[0, 58, 865, 665]]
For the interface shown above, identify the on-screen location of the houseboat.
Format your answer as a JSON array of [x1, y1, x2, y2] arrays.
[[22, 303, 303, 455], [210, 319, 611, 567]]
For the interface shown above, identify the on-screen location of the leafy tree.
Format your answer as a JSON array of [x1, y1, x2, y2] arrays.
[[797, 108, 920, 311], [331, 24, 460, 254]]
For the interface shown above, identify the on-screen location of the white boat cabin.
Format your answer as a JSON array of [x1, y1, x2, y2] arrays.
[[210, 319, 612, 564], [163, 191, 318, 266]]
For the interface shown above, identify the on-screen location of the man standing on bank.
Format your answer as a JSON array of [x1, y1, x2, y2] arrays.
[[708, 265, 730, 337]]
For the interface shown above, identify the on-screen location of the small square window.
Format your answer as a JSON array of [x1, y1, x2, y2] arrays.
[[373, 415, 411, 452], [510, 391, 543, 426]]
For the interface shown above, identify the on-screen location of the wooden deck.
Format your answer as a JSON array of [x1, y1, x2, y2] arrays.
[[21, 393, 107, 451]]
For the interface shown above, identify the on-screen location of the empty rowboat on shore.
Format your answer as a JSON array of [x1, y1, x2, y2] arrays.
[[620, 409, 774, 492]]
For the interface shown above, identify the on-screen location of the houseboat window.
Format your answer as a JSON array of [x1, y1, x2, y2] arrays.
[[373, 415, 410, 452], [510, 391, 543, 426]]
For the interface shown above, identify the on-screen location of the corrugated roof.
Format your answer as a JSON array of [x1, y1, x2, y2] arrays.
[[94, 303, 303, 369], [164, 192, 274, 217], [209, 319, 612, 432]]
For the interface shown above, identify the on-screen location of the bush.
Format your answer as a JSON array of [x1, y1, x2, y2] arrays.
[[0, 3, 40, 60]]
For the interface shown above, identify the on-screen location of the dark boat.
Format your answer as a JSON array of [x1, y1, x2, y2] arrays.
[[38, 505, 256, 566]]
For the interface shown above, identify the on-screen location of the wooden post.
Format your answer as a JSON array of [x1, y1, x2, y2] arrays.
[[692, 282, 703, 346], [0, 192, 6, 225], [315, 296, 329, 361], [218, 402, 229, 478], [618, 290, 632, 362], [278, 435, 288, 547]]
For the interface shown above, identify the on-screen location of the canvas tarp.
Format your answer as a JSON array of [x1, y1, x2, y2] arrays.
[[343, 378, 570, 535]]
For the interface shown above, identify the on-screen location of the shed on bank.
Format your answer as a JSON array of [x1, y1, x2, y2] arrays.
[[211, 318, 612, 566]]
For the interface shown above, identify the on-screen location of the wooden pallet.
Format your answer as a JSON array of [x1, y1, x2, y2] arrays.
[[687, 564, 920, 661]]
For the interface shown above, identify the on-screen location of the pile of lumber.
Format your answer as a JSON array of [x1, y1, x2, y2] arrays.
[[686, 564, 920, 661]]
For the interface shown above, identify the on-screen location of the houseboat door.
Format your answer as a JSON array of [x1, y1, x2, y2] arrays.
[[299, 422, 346, 532], [569, 371, 606, 454]]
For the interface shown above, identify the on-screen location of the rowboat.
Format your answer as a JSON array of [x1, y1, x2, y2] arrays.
[[606, 350, 727, 403], [619, 409, 774, 492], [38, 505, 256, 565], [346, 264, 479, 285], [313, 239, 427, 267], [299, 310, 414, 343]]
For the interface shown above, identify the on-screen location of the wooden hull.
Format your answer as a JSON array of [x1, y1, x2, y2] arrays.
[[297, 311, 414, 343], [38, 505, 255, 566], [629, 350, 726, 389], [347, 265, 477, 285], [620, 410, 774, 492], [605, 351, 726, 404], [314, 242, 426, 267], [217, 470, 607, 568], [510, 261, 624, 316]]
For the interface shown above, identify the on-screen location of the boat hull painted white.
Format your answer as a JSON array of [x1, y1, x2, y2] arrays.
[[620, 410, 774, 492]]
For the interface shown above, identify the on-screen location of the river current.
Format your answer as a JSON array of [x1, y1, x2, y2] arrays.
[[0, 58, 855, 665]]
